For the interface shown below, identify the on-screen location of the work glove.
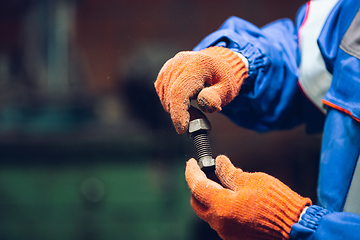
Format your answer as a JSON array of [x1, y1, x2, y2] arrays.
[[185, 155, 312, 240], [154, 46, 248, 134]]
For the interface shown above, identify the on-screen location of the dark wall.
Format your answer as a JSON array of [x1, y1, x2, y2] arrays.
[[0, 1, 322, 239]]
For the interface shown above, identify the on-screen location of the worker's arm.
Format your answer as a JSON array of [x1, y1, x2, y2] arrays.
[[193, 16, 308, 132], [154, 16, 316, 134]]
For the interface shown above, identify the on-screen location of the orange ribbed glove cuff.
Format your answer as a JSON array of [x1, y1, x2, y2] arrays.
[[186, 155, 312, 240], [154, 47, 248, 134]]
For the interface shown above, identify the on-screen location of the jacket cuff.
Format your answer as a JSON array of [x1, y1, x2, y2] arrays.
[[290, 205, 331, 239], [237, 43, 268, 83]]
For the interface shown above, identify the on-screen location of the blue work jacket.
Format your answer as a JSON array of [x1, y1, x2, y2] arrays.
[[193, 0, 360, 239]]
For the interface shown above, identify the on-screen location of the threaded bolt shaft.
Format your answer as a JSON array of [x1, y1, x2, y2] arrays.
[[192, 131, 212, 162]]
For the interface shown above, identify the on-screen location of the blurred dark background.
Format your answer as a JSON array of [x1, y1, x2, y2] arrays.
[[0, 0, 321, 239]]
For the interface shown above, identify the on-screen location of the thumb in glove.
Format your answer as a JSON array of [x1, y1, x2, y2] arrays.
[[185, 155, 312, 240], [154, 47, 248, 134]]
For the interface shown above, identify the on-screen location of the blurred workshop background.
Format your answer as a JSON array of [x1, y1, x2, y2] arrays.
[[0, 0, 320, 239]]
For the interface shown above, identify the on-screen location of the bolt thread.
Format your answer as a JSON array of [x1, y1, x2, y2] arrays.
[[192, 132, 212, 161]]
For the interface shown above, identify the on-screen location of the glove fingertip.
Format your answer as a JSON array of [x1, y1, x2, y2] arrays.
[[174, 120, 188, 134], [170, 109, 190, 134], [215, 155, 233, 169], [185, 158, 205, 182], [217, 155, 242, 172], [186, 158, 198, 169], [215, 155, 243, 187], [197, 88, 222, 113]]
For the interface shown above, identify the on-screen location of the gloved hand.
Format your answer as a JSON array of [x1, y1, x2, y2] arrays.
[[185, 155, 312, 240], [154, 46, 248, 134]]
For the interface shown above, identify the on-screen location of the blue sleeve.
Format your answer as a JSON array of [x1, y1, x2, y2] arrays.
[[290, 205, 360, 240], [193, 16, 304, 132]]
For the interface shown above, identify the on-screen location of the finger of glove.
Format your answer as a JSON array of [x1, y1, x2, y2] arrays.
[[154, 56, 179, 113], [169, 77, 205, 134], [197, 87, 222, 113], [168, 67, 210, 134], [155, 52, 211, 134], [215, 155, 244, 191], [185, 158, 224, 207], [155, 52, 189, 113], [196, 72, 238, 113], [190, 195, 211, 221], [196, 53, 240, 113]]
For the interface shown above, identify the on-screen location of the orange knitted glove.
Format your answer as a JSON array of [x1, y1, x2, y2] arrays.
[[154, 47, 248, 134], [185, 155, 312, 240]]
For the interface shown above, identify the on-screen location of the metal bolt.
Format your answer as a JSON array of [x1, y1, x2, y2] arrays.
[[188, 107, 215, 176]]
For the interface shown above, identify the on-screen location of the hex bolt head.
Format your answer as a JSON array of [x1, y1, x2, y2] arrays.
[[188, 118, 211, 136]]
